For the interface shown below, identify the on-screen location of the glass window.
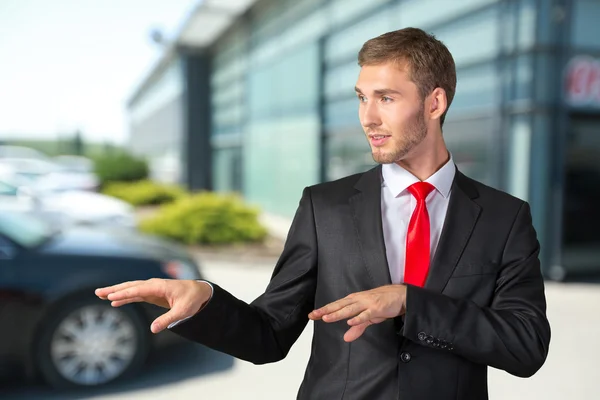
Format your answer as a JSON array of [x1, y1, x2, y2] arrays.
[[325, 98, 359, 128], [129, 94, 184, 162], [278, 9, 327, 52], [326, 128, 376, 181], [397, 0, 498, 29], [500, 55, 535, 104], [328, 0, 392, 28], [245, 115, 320, 217], [212, 57, 247, 88], [500, 0, 517, 53], [514, 54, 534, 101], [251, 8, 326, 68], [499, 0, 536, 52], [251, 0, 324, 44], [533, 53, 555, 104], [517, 0, 537, 50], [129, 58, 183, 125], [506, 115, 532, 201], [571, 0, 600, 49], [213, 103, 244, 132], [244, 41, 321, 217], [213, 147, 243, 193], [539, 1, 559, 47], [443, 116, 497, 187], [214, 22, 249, 65], [324, 6, 396, 64], [248, 66, 272, 119], [451, 63, 499, 112], [324, 62, 361, 100], [433, 6, 500, 66], [249, 38, 281, 67], [212, 80, 244, 109], [248, 43, 319, 120]]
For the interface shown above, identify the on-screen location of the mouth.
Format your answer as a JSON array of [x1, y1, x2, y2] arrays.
[[368, 134, 391, 147]]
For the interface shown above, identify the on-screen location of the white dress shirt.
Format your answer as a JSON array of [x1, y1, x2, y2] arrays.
[[381, 156, 455, 284]]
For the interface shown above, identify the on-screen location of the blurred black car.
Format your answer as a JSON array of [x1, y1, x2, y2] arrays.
[[0, 212, 203, 389]]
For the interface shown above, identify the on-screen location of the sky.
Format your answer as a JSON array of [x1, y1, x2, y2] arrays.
[[0, 0, 198, 144]]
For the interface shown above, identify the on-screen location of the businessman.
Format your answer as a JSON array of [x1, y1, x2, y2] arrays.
[[96, 27, 551, 399]]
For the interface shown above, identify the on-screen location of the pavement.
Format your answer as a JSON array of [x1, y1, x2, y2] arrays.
[[4, 257, 598, 400]]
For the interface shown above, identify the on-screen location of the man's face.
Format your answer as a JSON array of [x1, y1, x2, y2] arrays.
[[355, 62, 428, 164]]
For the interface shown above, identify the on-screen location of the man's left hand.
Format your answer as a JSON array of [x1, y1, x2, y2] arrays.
[[308, 285, 407, 342]]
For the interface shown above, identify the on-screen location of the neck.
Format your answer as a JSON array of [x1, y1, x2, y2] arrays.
[[396, 129, 450, 181]]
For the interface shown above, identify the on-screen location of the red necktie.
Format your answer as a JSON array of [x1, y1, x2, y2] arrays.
[[404, 182, 435, 287]]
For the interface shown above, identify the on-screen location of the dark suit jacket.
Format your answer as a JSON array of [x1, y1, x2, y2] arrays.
[[171, 165, 551, 400]]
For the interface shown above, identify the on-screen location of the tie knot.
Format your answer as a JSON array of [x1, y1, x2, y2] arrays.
[[408, 182, 435, 201]]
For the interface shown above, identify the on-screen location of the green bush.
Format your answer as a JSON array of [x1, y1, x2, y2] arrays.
[[103, 180, 185, 206], [94, 151, 149, 186], [139, 192, 268, 245]]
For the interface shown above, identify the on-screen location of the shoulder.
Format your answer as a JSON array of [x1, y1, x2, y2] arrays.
[[458, 172, 527, 216], [309, 171, 365, 192], [306, 167, 377, 202]]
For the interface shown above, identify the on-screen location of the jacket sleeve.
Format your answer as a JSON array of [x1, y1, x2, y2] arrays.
[[168, 187, 318, 364], [402, 201, 551, 377]]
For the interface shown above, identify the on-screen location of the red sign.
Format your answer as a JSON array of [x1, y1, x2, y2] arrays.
[[565, 56, 600, 107]]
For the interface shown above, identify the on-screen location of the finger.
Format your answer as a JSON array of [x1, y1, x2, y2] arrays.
[[151, 307, 189, 334], [344, 322, 371, 342], [309, 297, 355, 320], [347, 309, 372, 326], [322, 303, 364, 323], [110, 297, 145, 307], [107, 281, 162, 302], [96, 281, 142, 299]]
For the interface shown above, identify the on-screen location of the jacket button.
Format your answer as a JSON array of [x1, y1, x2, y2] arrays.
[[417, 332, 427, 341], [400, 352, 412, 363]]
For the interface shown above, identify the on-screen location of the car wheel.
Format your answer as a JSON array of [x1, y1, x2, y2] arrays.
[[37, 296, 149, 389]]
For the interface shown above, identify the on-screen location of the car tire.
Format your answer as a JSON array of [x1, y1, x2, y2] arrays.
[[36, 295, 150, 389]]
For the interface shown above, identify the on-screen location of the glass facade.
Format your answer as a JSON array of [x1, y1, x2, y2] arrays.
[[128, 58, 185, 184], [129, 0, 600, 279], [245, 42, 320, 217], [210, 21, 249, 194]]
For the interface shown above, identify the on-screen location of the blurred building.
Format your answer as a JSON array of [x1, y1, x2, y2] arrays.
[[127, 0, 600, 279]]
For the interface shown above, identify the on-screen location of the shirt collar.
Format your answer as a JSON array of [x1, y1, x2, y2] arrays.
[[381, 153, 455, 198]]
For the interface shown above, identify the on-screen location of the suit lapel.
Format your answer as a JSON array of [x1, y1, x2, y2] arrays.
[[349, 165, 392, 288], [424, 169, 481, 292]]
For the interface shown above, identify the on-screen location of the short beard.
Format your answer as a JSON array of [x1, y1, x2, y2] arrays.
[[371, 107, 427, 164]]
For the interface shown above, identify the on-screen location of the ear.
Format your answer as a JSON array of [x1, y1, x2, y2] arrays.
[[428, 88, 448, 122]]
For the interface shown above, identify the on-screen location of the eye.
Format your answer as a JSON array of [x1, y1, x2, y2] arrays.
[[381, 96, 393, 103], [357, 94, 367, 103]]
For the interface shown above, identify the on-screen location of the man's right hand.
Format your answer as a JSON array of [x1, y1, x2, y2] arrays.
[[95, 279, 212, 334]]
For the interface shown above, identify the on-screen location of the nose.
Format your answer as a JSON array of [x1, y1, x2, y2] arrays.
[[360, 101, 381, 129]]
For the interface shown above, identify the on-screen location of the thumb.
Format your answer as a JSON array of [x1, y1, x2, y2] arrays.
[[344, 321, 371, 342], [151, 307, 188, 334]]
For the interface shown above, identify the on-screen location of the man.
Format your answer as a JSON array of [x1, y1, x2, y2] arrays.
[[96, 27, 551, 399]]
